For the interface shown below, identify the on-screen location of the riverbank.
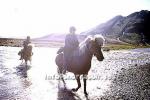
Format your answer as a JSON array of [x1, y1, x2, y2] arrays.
[[100, 63, 150, 100], [1, 38, 150, 50]]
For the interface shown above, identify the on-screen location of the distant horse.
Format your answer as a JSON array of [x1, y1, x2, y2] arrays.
[[18, 44, 33, 65], [55, 35, 104, 95]]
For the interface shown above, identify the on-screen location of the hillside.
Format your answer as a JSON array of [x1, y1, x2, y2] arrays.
[[34, 33, 86, 42], [81, 10, 150, 45], [33, 33, 65, 42]]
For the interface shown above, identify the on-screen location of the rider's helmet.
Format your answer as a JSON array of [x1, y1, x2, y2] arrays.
[[27, 36, 31, 42], [27, 36, 30, 40], [69, 26, 76, 33]]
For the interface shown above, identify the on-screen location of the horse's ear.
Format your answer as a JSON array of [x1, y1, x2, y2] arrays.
[[94, 35, 105, 46]]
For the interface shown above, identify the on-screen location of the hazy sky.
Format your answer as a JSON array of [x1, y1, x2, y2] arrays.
[[0, 0, 150, 38]]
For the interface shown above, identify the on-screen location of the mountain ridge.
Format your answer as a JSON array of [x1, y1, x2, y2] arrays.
[[81, 10, 150, 45]]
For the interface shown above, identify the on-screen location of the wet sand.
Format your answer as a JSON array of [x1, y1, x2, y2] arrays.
[[0, 47, 150, 100]]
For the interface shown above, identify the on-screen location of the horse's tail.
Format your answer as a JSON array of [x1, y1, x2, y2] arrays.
[[57, 47, 64, 54]]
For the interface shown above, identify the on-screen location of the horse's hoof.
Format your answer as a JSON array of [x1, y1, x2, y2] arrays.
[[24, 74, 27, 78], [72, 88, 77, 92], [84, 91, 88, 96]]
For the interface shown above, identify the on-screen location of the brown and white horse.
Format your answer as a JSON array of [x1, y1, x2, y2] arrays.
[[55, 35, 104, 95]]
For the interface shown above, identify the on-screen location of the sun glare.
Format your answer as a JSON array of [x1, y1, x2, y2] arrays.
[[0, 0, 150, 37]]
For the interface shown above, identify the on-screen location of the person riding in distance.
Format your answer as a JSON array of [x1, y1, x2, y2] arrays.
[[19, 36, 31, 60], [63, 26, 79, 74]]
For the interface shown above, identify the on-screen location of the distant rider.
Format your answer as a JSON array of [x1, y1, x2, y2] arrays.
[[19, 36, 31, 60]]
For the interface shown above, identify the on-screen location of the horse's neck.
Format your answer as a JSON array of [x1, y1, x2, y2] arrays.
[[78, 44, 93, 60]]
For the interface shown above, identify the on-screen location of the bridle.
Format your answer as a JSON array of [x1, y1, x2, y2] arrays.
[[86, 40, 102, 57]]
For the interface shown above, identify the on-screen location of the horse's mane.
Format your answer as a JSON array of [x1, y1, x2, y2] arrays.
[[79, 36, 92, 47], [79, 35, 105, 47]]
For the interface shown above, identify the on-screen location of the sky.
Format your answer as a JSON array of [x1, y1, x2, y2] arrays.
[[0, 0, 150, 38]]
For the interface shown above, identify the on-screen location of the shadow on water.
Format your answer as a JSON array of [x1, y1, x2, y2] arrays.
[[16, 63, 31, 78], [57, 78, 90, 100], [57, 78, 79, 100], [57, 87, 82, 100]]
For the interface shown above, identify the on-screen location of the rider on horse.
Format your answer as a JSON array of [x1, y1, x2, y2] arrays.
[[19, 36, 31, 60], [63, 26, 79, 74]]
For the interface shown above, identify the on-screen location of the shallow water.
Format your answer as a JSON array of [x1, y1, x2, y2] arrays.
[[0, 46, 150, 100]]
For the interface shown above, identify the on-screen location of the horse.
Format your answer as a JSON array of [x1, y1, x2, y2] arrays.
[[55, 35, 105, 95], [18, 44, 33, 65]]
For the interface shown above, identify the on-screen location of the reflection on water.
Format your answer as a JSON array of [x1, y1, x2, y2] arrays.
[[0, 47, 59, 100]]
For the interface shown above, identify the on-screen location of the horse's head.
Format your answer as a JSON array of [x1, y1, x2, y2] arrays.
[[86, 35, 104, 61]]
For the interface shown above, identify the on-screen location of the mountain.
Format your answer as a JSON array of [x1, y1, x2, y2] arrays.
[[33, 33, 86, 42], [34, 33, 66, 42], [82, 10, 150, 45]]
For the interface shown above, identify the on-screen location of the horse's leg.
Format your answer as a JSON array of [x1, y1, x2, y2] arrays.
[[61, 74, 66, 85], [30, 61, 32, 65], [21, 59, 23, 64], [30, 59, 32, 65], [25, 60, 27, 66], [57, 67, 66, 87], [83, 74, 88, 95], [30, 55, 33, 65], [72, 74, 81, 92], [59, 74, 66, 88]]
